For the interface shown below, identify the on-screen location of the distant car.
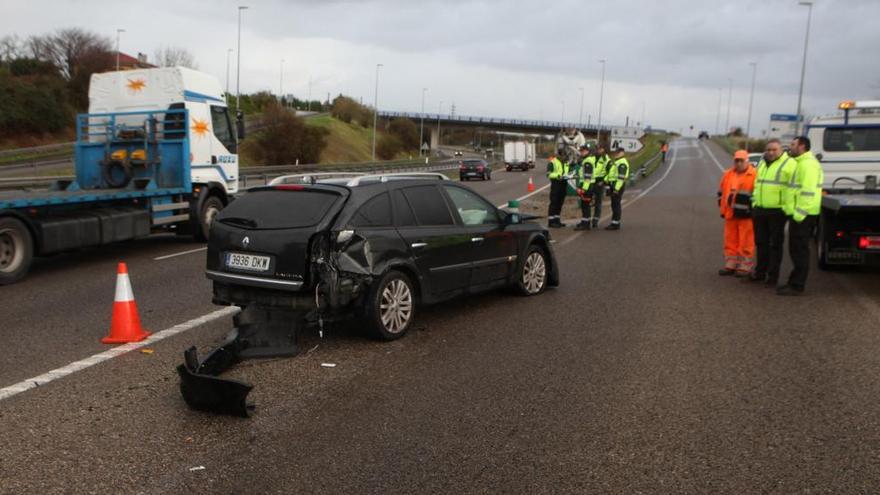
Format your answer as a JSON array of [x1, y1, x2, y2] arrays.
[[698, 131, 710, 140], [207, 173, 559, 340], [453, 150, 463, 157], [748, 152, 763, 167], [459, 159, 492, 181]]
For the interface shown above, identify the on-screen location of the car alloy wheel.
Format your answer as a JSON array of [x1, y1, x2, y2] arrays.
[[379, 278, 413, 334], [521, 250, 547, 294]]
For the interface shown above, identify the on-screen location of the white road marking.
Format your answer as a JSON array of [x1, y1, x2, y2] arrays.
[[154, 246, 207, 261], [495, 182, 551, 209], [700, 141, 728, 173], [494, 179, 507, 184], [0, 306, 240, 402], [558, 144, 681, 246]]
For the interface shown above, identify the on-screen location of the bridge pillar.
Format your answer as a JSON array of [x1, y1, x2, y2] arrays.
[[429, 127, 440, 153]]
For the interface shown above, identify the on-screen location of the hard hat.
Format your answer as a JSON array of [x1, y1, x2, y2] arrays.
[[734, 150, 749, 160]]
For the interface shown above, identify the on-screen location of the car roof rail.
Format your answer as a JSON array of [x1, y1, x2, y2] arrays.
[[345, 172, 449, 187], [268, 172, 363, 186]]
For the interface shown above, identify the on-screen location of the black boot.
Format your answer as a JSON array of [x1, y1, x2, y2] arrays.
[[604, 223, 620, 231]]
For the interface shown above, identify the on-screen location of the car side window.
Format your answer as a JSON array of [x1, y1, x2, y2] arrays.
[[401, 186, 455, 226], [350, 193, 392, 227], [443, 185, 499, 226], [392, 189, 417, 227]]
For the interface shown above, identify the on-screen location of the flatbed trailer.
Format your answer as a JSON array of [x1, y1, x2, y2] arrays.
[[817, 190, 880, 268]]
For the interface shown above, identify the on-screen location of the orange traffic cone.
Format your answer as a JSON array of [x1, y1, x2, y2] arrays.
[[527, 176, 535, 193], [101, 262, 150, 344]]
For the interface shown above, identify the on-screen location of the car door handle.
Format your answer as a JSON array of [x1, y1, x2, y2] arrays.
[[471, 237, 484, 243], [411, 242, 428, 249]]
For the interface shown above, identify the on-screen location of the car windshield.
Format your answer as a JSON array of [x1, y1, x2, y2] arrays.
[[217, 189, 340, 229]]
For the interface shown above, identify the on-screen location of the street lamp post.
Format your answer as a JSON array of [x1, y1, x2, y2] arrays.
[[115, 29, 125, 71], [746, 62, 757, 143], [597, 59, 606, 141], [279, 59, 285, 103], [235, 5, 248, 112], [419, 88, 428, 156], [578, 87, 584, 129], [561, 100, 565, 124], [795, 1, 814, 135], [371, 63, 383, 161], [437, 101, 444, 152], [716, 87, 722, 135], [725, 78, 733, 135], [225, 48, 233, 104]]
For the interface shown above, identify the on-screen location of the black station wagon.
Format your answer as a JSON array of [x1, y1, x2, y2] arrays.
[[206, 173, 559, 340]]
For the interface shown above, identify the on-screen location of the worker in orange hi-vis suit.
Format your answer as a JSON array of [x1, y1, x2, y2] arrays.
[[717, 150, 757, 277]]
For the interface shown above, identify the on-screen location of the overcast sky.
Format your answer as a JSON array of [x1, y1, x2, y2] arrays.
[[3, 0, 879, 134]]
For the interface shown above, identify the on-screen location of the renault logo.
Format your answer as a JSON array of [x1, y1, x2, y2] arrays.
[[242, 236, 250, 248]]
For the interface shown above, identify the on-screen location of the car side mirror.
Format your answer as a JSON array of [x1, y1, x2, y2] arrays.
[[236, 111, 246, 140], [504, 212, 522, 225], [815, 152, 823, 162]]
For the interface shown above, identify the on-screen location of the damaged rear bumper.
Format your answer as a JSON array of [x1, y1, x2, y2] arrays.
[[177, 306, 304, 417]]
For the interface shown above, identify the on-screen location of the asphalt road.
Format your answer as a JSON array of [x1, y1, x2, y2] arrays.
[[2, 141, 880, 493]]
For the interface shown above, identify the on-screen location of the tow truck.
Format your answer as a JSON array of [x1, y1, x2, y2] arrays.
[[0, 67, 242, 284], [809, 100, 880, 268]]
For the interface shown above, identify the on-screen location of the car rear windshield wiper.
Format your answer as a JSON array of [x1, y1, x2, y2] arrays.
[[218, 216, 258, 228]]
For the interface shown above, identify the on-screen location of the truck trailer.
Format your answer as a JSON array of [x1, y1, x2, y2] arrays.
[[0, 67, 241, 284], [503, 141, 535, 171]]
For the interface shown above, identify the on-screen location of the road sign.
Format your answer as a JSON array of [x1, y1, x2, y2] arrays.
[[611, 126, 645, 140], [610, 137, 644, 153]]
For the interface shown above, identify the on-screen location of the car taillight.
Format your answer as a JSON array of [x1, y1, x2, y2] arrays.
[[477, 166, 484, 171], [459, 164, 466, 170], [858, 236, 880, 250], [275, 184, 305, 191]]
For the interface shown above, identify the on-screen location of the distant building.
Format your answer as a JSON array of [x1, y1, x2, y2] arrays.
[[115, 52, 156, 70]]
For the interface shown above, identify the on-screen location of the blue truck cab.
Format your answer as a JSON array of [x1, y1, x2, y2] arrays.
[[0, 67, 241, 284]]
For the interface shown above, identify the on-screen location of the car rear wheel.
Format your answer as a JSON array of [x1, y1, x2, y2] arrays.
[[366, 270, 416, 340], [0, 217, 34, 286], [517, 245, 548, 296]]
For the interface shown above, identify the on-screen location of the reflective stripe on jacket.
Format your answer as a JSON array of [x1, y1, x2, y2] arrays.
[[718, 165, 756, 220], [783, 151, 824, 222], [579, 155, 596, 189], [606, 157, 630, 191], [752, 153, 795, 209]]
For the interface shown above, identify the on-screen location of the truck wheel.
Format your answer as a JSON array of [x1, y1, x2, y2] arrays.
[[365, 270, 416, 341], [0, 217, 34, 285], [195, 196, 224, 242]]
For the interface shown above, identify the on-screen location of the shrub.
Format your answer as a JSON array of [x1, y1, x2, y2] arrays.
[[388, 118, 419, 150], [376, 134, 403, 160], [246, 103, 328, 165]]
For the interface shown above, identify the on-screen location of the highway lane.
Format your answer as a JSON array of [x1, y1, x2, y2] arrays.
[[0, 167, 547, 389], [5, 141, 880, 492]]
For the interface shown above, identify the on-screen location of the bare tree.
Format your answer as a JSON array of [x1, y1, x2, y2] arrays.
[[0, 35, 23, 62], [153, 46, 198, 69], [26, 28, 112, 80]]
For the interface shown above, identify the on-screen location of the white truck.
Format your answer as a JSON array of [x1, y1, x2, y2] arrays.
[[503, 141, 535, 171], [0, 67, 242, 284], [806, 100, 880, 268]]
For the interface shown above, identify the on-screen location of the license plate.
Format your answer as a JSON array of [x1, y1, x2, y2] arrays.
[[225, 252, 271, 272]]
